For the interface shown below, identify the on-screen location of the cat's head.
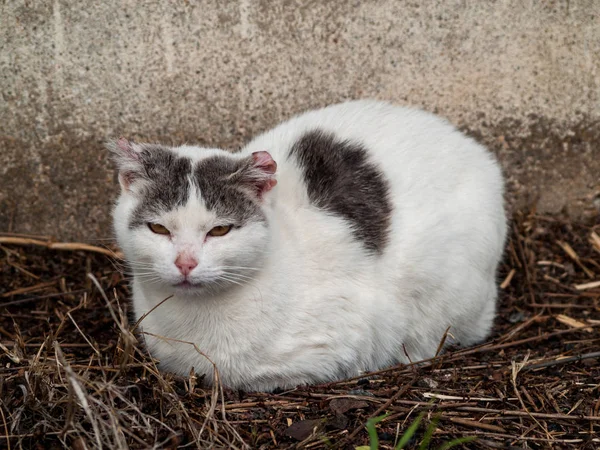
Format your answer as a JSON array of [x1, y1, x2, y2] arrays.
[[108, 138, 277, 295]]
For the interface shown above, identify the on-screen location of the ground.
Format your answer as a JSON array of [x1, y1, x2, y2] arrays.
[[1, 211, 599, 449]]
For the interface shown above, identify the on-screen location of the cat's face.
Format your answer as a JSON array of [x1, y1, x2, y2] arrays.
[[109, 139, 277, 295]]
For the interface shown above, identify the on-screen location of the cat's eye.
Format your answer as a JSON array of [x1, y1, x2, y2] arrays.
[[208, 225, 232, 237], [148, 223, 171, 235]]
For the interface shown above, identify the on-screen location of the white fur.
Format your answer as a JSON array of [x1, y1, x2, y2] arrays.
[[113, 100, 507, 392]]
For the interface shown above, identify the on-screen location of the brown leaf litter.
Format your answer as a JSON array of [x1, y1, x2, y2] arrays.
[[0, 211, 599, 449]]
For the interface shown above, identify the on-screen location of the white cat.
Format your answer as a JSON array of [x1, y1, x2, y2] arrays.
[[109, 100, 507, 392]]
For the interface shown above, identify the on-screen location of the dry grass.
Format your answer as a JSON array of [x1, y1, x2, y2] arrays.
[[1, 211, 599, 449]]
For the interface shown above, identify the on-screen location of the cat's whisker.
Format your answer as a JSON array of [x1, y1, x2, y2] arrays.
[[132, 277, 160, 282], [218, 268, 256, 275], [217, 274, 264, 300], [215, 275, 246, 288], [132, 273, 163, 281], [220, 271, 257, 280], [216, 273, 242, 283], [129, 271, 159, 277], [132, 272, 160, 278], [106, 255, 127, 269], [136, 279, 161, 284], [127, 263, 157, 269], [128, 267, 158, 273], [219, 273, 258, 284]]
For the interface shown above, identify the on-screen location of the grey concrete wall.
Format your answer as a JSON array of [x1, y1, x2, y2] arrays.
[[1, 0, 599, 241]]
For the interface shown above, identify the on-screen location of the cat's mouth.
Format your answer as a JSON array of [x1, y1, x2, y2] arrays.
[[174, 280, 203, 289]]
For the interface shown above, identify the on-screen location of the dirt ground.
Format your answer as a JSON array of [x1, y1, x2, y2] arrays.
[[1, 211, 599, 449]]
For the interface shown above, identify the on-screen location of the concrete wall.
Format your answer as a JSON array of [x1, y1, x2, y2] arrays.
[[1, 0, 599, 241]]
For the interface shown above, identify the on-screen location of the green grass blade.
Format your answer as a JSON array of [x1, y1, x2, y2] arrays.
[[418, 415, 440, 450], [394, 412, 424, 449], [437, 436, 477, 450], [365, 413, 390, 450]]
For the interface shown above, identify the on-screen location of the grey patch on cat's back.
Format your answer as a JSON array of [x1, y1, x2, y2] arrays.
[[289, 130, 392, 253], [194, 155, 265, 224], [129, 145, 193, 228]]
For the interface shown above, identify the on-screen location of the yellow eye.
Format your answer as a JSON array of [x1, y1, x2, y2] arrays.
[[148, 223, 170, 235], [208, 225, 232, 237]]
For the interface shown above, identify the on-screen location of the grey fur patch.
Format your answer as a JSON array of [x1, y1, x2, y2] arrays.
[[129, 145, 193, 228], [289, 130, 392, 253], [193, 155, 266, 224]]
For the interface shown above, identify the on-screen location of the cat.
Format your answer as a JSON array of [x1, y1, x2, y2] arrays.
[[109, 99, 507, 392]]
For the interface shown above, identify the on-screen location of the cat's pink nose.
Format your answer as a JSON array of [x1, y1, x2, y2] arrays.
[[175, 254, 198, 276]]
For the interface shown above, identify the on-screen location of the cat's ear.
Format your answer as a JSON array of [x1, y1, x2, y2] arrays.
[[238, 151, 277, 199], [106, 138, 145, 192]]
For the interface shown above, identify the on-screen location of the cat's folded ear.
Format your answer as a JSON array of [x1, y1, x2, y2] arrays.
[[235, 151, 277, 199], [105, 138, 145, 192]]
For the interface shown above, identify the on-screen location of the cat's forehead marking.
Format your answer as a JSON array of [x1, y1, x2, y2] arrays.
[[193, 156, 265, 224], [129, 145, 193, 228], [164, 192, 216, 231], [289, 129, 392, 253]]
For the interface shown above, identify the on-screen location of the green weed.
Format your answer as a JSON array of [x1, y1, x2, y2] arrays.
[[356, 411, 476, 450]]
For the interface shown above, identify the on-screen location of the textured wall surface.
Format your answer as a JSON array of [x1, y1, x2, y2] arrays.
[[1, 0, 599, 240]]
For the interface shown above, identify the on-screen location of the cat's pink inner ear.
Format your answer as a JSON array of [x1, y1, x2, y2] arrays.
[[116, 138, 140, 161], [252, 151, 277, 174], [251, 151, 277, 195]]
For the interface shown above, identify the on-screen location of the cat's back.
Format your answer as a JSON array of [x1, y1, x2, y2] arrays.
[[244, 99, 436, 162], [244, 100, 502, 196], [243, 100, 504, 242], [243, 100, 505, 291]]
